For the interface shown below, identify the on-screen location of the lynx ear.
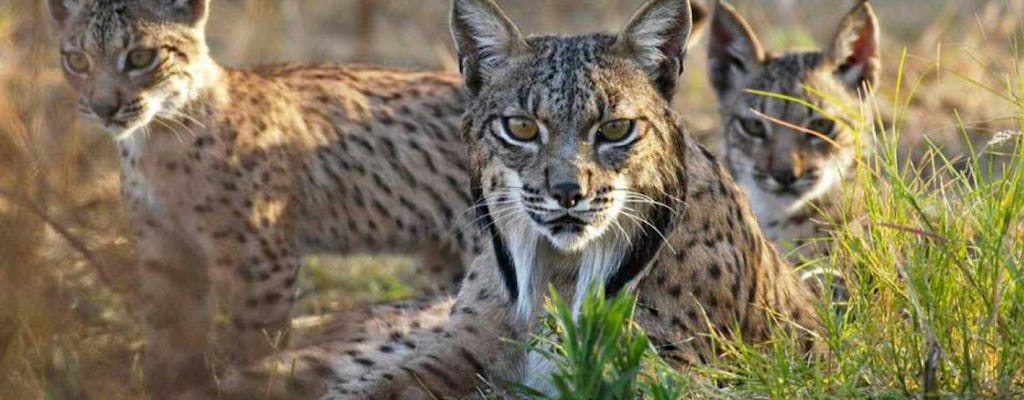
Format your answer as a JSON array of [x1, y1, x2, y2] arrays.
[[450, 0, 526, 95], [149, 0, 209, 27], [615, 0, 694, 100], [829, 0, 880, 92], [687, 1, 710, 46], [47, 0, 81, 26], [708, 0, 764, 106]]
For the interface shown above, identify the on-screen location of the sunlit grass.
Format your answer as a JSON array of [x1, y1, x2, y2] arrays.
[[510, 286, 690, 400], [0, 1, 1021, 399], [522, 43, 1024, 399]]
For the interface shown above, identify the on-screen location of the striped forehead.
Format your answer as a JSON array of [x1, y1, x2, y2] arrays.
[[743, 52, 826, 117], [70, 1, 138, 53], [517, 35, 617, 131]]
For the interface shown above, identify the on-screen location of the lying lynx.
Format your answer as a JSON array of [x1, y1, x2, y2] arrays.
[[302, 0, 820, 397]]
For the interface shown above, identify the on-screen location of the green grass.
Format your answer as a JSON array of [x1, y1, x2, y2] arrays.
[[298, 255, 419, 314], [1, 2, 1021, 399], [511, 286, 689, 400], [520, 51, 1024, 399]]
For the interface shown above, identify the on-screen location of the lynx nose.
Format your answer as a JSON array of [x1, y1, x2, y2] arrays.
[[91, 102, 120, 120], [771, 168, 799, 188], [551, 182, 585, 209]]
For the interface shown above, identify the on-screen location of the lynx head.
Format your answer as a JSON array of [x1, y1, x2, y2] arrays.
[[48, 0, 212, 140], [452, 0, 703, 313], [453, 0, 698, 253], [709, 0, 878, 211]]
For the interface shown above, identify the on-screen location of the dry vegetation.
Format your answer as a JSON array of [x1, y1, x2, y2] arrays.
[[0, 1, 1021, 399]]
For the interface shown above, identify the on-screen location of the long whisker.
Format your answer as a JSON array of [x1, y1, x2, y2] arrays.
[[620, 206, 676, 254], [609, 218, 633, 247], [163, 109, 207, 129], [618, 191, 677, 213], [462, 203, 522, 232], [157, 113, 200, 140], [477, 205, 524, 235], [449, 190, 521, 226], [149, 117, 189, 144]]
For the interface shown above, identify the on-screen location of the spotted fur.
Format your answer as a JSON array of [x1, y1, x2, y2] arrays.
[[48, 0, 479, 396], [708, 0, 879, 261], [318, 1, 820, 398]]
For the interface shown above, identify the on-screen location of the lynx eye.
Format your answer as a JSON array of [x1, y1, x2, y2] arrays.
[[63, 52, 91, 74], [126, 48, 158, 70], [502, 117, 539, 141], [597, 119, 636, 142], [739, 117, 767, 139], [807, 118, 836, 137]]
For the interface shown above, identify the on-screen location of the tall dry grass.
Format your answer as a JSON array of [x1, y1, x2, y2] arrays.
[[0, 0, 1021, 398]]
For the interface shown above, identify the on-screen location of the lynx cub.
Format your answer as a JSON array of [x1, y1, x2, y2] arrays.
[[708, 1, 879, 261], [48, 0, 477, 396]]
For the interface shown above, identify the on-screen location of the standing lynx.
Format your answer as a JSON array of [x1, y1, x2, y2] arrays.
[[48, 0, 477, 396], [708, 0, 879, 260], [317, 0, 820, 398]]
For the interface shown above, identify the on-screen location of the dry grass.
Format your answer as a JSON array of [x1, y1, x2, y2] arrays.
[[0, 0, 1021, 399]]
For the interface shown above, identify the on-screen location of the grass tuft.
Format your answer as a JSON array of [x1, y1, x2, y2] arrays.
[[519, 29, 1024, 400], [512, 285, 688, 400]]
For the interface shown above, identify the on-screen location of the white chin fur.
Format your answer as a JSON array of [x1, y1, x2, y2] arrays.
[[110, 120, 147, 141], [543, 226, 600, 253], [729, 152, 849, 222], [107, 100, 163, 142]]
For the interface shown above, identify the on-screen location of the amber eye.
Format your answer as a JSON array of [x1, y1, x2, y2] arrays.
[[126, 48, 158, 70], [807, 118, 837, 137], [64, 52, 91, 74], [503, 117, 539, 141], [597, 119, 636, 142], [739, 118, 767, 139]]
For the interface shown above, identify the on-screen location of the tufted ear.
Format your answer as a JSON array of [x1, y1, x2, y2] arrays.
[[707, 0, 764, 106], [47, 0, 81, 26], [614, 0, 694, 100], [829, 0, 880, 92], [450, 0, 526, 95]]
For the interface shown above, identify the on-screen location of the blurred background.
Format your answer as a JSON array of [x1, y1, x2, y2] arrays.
[[0, 0, 1021, 398]]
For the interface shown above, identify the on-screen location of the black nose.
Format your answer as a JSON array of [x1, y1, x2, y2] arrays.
[[771, 168, 799, 188], [551, 183, 584, 209], [91, 103, 120, 120]]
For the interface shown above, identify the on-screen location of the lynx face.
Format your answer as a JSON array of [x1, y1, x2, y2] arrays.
[[709, 1, 879, 215], [451, 0, 706, 254], [722, 54, 863, 211], [470, 56, 677, 252], [50, 0, 210, 139], [460, 34, 691, 253]]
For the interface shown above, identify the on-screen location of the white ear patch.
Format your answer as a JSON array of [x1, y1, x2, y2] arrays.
[[617, 0, 692, 73], [450, 0, 523, 92], [456, 5, 512, 63], [624, 8, 684, 70]]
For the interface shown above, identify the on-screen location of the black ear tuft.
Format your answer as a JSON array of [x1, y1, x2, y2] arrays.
[[450, 0, 525, 95], [707, 0, 764, 106], [615, 0, 695, 100], [829, 0, 880, 92]]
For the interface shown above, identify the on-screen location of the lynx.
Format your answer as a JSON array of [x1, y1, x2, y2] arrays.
[[48, 0, 477, 396], [296, 0, 821, 398], [708, 0, 879, 261]]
